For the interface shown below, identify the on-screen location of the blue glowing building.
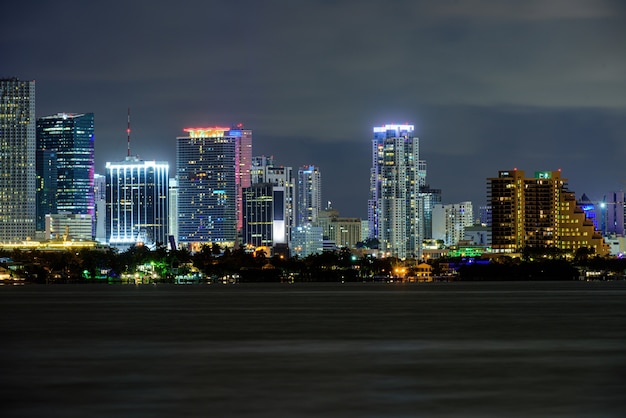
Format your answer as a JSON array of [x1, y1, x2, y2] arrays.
[[36, 113, 95, 231]]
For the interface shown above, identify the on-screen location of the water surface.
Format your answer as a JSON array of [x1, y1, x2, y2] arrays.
[[1, 281, 625, 417]]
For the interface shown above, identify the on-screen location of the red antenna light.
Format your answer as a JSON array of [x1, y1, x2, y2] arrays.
[[127, 108, 131, 157]]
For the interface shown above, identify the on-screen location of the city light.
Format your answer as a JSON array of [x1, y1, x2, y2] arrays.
[[183, 127, 231, 138], [373, 124, 414, 133]]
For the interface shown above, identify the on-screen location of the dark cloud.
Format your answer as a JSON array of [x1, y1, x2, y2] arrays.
[[2, 0, 625, 217]]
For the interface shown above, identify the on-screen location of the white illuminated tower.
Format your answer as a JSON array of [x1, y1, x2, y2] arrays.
[[168, 177, 178, 248], [432, 202, 474, 246], [297, 165, 322, 226], [105, 157, 169, 249], [0, 78, 36, 242], [369, 124, 422, 259]]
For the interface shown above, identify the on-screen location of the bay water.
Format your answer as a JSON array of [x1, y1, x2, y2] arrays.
[[1, 281, 625, 417]]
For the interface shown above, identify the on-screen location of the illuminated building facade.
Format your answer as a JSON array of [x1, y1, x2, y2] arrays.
[[297, 165, 321, 226], [168, 178, 178, 248], [488, 169, 525, 252], [45, 213, 93, 241], [36, 149, 57, 231], [94, 173, 106, 242], [317, 208, 362, 249], [419, 185, 442, 239], [602, 191, 626, 236], [291, 224, 323, 257], [176, 127, 251, 248], [488, 170, 609, 256], [235, 127, 252, 232], [251, 156, 295, 244], [242, 183, 287, 248], [36, 113, 95, 231], [369, 124, 422, 259], [0, 78, 36, 242], [432, 202, 474, 246], [105, 157, 169, 249]]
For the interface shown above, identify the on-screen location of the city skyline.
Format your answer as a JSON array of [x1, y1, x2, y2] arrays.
[[3, 1, 626, 218]]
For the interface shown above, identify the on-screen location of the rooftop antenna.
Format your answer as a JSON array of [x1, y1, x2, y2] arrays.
[[127, 108, 131, 157]]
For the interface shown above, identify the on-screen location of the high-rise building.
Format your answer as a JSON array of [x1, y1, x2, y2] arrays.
[[432, 202, 474, 246], [488, 169, 609, 256], [479, 206, 492, 227], [291, 224, 323, 257], [251, 156, 295, 244], [105, 157, 169, 249], [369, 124, 421, 259], [419, 185, 442, 239], [297, 165, 321, 226], [168, 177, 178, 248], [317, 208, 362, 249], [176, 127, 251, 249], [36, 149, 57, 230], [601, 191, 625, 237], [94, 173, 106, 243], [242, 183, 287, 249], [0, 78, 36, 242], [235, 126, 252, 232], [36, 113, 95, 231]]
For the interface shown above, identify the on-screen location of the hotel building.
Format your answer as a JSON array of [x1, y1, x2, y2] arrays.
[[176, 127, 251, 249], [488, 170, 609, 256]]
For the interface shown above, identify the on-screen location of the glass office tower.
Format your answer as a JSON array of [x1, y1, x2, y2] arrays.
[[297, 165, 322, 227], [105, 157, 169, 249], [36, 113, 95, 230]]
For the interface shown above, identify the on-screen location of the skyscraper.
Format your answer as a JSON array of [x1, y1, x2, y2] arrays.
[[432, 202, 474, 246], [0, 78, 36, 242], [242, 183, 287, 248], [168, 177, 179, 248], [601, 191, 625, 237], [419, 184, 442, 239], [235, 127, 252, 232], [105, 157, 169, 249], [36, 149, 57, 231], [251, 156, 295, 245], [488, 169, 609, 256], [297, 165, 321, 227], [176, 127, 251, 249], [369, 124, 421, 259], [36, 113, 95, 230], [94, 173, 106, 242]]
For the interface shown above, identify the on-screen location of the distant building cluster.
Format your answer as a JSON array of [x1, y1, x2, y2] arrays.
[[1, 77, 624, 258]]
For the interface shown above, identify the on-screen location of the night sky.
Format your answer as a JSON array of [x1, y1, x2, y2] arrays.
[[3, 0, 625, 219]]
